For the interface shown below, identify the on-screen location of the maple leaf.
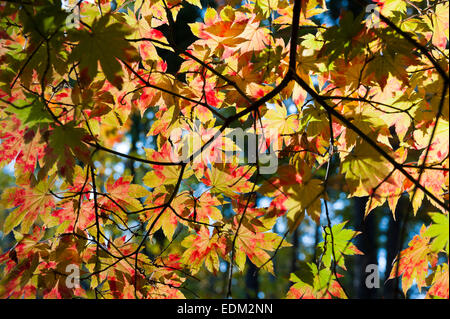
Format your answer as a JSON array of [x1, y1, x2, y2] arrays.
[[389, 226, 438, 295], [40, 123, 92, 185], [158, 207, 179, 242], [404, 166, 448, 215], [365, 30, 421, 89], [1, 176, 56, 234], [0, 226, 47, 298], [320, 10, 365, 62], [236, 17, 270, 54], [101, 176, 149, 212], [260, 160, 323, 227], [255, 0, 281, 18], [233, 221, 291, 274], [4, 95, 53, 129], [201, 163, 256, 198], [424, 2, 449, 50], [181, 227, 228, 275], [424, 212, 449, 254], [364, 150, 408, 218], [0, 115, 45, 175], [262, 102, 299, 135], [318, 221, 363, 270], [341, 141, 393, 197], [426, 263, 449, 299], [52, 200, 95, 234], [286, 263, 346, 299], [68, 14, 139, 89], [143, 142, 193, 190], [374, 0, 407, 17], [71, 80, 115, 119], [173, 191, 223, 224], [285, 178, 323, 227], [141, 193, 186, 242]]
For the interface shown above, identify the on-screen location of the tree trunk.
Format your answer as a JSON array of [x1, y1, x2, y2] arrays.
[[353, 196, 378, 299], [245, 260, 259, 298], [291, 227, 299, 274], [383, 197, 403, 299]]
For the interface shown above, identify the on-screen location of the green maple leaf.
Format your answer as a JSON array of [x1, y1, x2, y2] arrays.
[[318, 221, 363, 270], [341, 141, 392, 198], [285, 178, 323, 228], [69, 14, 138, 89], [255, 0, 280, 17], [320, 10, 365, 61], [2, 175, 56, 235], [288, 262, 346, 299], [365, 30, 420, 89], [40, 123, 92, 185], [5, 95, 53, 129], [425, 213, 449, 254]]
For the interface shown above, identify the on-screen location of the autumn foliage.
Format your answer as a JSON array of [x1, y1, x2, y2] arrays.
[[0, 0, 448, 299]]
